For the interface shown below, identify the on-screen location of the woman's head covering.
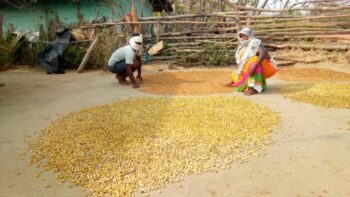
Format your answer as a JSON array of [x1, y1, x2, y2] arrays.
[[237, 27, 253, 45], [129, 34, 143, 51]]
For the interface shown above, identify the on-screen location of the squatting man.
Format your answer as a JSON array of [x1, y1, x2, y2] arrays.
[[107, 33, 143, 89]]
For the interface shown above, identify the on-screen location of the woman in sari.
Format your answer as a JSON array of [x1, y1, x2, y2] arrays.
[[225, 28, 276, 95]]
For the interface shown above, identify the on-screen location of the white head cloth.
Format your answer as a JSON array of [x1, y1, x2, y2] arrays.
[[129, 34, 143, 51]]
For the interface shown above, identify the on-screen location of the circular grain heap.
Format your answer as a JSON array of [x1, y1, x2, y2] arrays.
[[276, 68, 350, 82], [29, 97, 279, 196], [139, 70, 233, 95], [280, 83, 350, 109]]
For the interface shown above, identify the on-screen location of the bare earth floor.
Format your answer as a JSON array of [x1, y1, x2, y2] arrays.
[[1, 64, 350, 197]]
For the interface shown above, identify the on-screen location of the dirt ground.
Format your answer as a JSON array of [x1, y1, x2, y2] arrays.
[[1, 63, 350, 197]]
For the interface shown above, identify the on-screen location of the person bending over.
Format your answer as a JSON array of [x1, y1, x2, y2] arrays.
[[225, 28, 276, 95], [107, 34, 143, 89]]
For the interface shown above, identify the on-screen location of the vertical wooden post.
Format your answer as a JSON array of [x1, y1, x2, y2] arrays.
[[131, 3, 141, 33], [235, 5, 241, 32], [172, 3, 176, 15], [155, 20, 160, 43], [140, 0, 144, 17], [219, 0, 223, 12]]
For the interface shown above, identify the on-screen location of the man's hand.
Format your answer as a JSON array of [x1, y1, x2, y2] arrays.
[[132, 83, 140, 89], [137, 75, 143, 83]]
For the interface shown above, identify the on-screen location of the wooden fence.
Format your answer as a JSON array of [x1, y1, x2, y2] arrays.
[[82, 5, 350, 64]]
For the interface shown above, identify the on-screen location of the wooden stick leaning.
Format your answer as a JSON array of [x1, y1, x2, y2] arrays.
[[77, 35, 99, 73]]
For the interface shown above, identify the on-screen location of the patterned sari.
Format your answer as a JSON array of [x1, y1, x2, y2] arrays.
[[232, 56, 276, 93]]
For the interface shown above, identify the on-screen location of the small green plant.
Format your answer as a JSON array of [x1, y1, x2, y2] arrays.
[[306, 37, 315, 42], [200, 43, 234, 66], [61, 43, 87, 67], [0, 33, 20, 68]]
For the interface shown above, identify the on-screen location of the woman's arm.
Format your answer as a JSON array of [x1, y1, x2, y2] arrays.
[[250, 45, 268, 76]]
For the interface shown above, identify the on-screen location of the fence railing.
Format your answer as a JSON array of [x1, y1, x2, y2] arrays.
[[81, 5, 350, 64]]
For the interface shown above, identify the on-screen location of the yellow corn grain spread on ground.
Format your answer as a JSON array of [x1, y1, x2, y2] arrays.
[[280, 83, 350, 109], [276, 68, 350, 82], [28, 97, 279, 196], [140, 71, 233, 95]]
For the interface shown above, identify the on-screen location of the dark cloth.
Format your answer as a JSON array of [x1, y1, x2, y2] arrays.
[[108, 60, 127, 75], [37, 29, 71, 74]]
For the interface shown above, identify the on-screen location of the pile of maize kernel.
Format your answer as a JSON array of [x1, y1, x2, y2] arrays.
[[28, 96, 279, 196], [280, 83, 350, 109], [276, 68, 350, 82], [140, 70, 233, 95]]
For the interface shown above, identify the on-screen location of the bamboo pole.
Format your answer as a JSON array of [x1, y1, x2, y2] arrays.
[[153, 28, 350, 39], [246, 22, 350, 29], [254, 28, 350, 33], [167, 42, 201, 47], [80, 13, 350, 29], [236, 5, 350, 12], [306, 35, 350, 40], [157, 34, 238, 40], [256, 30, 350, 36], [239, 13, 350, 24], [263, 35, 350, 41], [264, 43, 350, 50], [81, 21, 240, 28], [138, 12, 247, 21], [145, 21, 350, 37]]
